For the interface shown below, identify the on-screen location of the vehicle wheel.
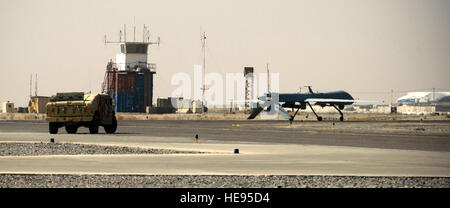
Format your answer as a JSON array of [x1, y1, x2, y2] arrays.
[[49, 123, 59, 134], [65, 125, 78, 134], [89, 113, 99, 134], [317, 116, 323, 121], [89, 122, 99, 134], [104, 116, 117, 134]]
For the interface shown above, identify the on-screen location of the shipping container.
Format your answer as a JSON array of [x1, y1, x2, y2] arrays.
[[117, 73, 135, 92], [106, 70, 155, 113], [106, 72, 116, 92], [134, 74, 145, 112], [111, 92, 138, 112]]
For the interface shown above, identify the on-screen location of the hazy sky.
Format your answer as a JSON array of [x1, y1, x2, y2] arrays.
[[1, 0, 449, 106]]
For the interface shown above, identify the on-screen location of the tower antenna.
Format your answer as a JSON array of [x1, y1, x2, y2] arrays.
[[201, 31, 207, 112], [124, 24, 127, 42], [143, 24, 146, 42]]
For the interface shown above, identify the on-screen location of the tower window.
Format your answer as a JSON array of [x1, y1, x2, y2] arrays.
[[125, 44, 147, 53]]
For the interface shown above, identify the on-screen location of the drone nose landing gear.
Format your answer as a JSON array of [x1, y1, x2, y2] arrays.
[[288, 106, 301, 125]]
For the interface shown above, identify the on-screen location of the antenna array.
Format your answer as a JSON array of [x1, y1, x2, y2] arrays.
[[104, 23, 159, 45]]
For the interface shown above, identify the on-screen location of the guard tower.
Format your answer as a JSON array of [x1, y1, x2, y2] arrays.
[[102, 25, 160, 112], [244, 67, 255, 112]]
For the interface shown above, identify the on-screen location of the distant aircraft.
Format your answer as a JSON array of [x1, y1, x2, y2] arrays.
[[248, 86, 361, 123]]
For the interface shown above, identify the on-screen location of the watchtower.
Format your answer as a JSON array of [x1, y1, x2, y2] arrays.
[[102, 25, 160, 112]]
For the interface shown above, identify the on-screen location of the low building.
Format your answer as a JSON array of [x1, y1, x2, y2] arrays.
[[17, 107, 29, 113], [396, 105, 436, 115], [28, 96, 50, 114], [435, 96, 450, 113], [155, 97, 203, 114], [2, 101, 15, 113], [156, 97, 177, 114]]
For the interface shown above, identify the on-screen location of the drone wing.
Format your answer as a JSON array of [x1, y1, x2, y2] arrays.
[[305, 98, 378, 103]]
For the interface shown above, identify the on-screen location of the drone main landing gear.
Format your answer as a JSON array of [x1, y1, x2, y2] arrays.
[[333, 105, 344, 121], [306, 102, 323, 121]]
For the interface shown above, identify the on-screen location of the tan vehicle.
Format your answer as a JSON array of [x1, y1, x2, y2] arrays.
[[46, 92, 117, 134]]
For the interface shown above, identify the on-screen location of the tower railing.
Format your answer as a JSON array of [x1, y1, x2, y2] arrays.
[[106, 61, 156, 73]]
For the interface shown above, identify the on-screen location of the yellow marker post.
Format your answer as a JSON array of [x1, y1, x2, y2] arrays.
[[330, 122, 336, 130]]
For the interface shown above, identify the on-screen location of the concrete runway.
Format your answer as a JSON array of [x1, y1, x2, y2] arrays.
[[0, 120, 449, 176], [0, 120, 448, 151]]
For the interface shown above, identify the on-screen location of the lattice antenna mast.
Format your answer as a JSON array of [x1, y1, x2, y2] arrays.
[[244, 67, 255, 112], [201, 31, 207, 112]]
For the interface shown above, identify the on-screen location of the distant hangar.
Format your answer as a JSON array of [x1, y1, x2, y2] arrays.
[[396, 91, 450, 114], [397, 92, 450, 104]]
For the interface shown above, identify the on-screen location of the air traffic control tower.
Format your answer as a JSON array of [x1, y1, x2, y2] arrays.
[[102, 25, 160, 112]]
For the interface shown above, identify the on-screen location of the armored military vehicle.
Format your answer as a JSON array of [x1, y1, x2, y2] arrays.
[[46, 92, 117, 134]]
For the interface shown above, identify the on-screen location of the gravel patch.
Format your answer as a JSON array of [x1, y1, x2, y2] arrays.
[[0, 174, 448, 188], [0, 143, 203, 156]]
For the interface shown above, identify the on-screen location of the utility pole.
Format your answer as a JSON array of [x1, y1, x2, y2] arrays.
[[266, 63, 270, 93], [29, 74, 32, 98], [35, 73, 37, 97]]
